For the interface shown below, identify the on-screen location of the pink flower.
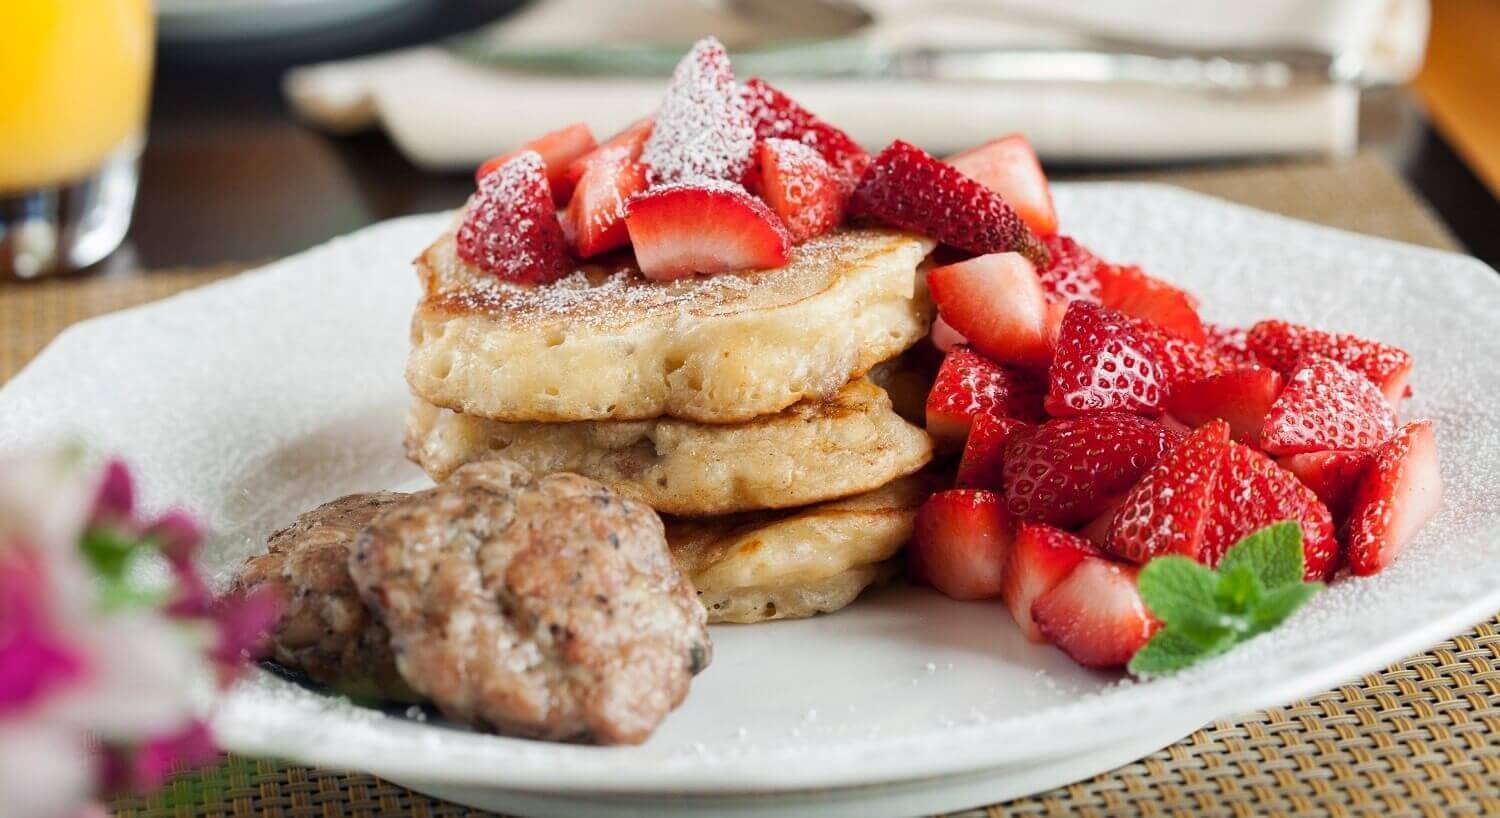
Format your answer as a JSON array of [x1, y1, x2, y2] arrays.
[[0, 546, 89, 716], [144, 508, 203, 563], [210, 588, 281, 685], [88, 460, 134, 529], [99, 719, 218, 793]]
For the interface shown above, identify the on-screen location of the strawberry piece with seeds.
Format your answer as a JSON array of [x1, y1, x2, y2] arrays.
[[740, 77, 869, 187], [1166, 365, 1285, 445], [909, 489, 1015, 601], [756, 138, 844, 243], [928, 252, 1055, 366], [1204, 323, 1260, 369], [1202, 442, 1339, 580], [1032, 558, 1160, 668], [1106, 419, 1230, 564], [946, 134, 1058, 237], [455, 151, 571, 284], [849, 140, 1048, 265], [1096, 264, 1206, 344], [925, 345, 1045, 451], [1346, 421, 1441, 575], [1035, 234, 1104, 304], [1247, 319, 1413, 402], [1045, 301, 1168, 417], [565, 123, 652, 258], [956, 413, 1032, 490], [1129, 318, 1226, 388], [1277, 449, 1373, 520], [623, 180, 792, 280], [641, 37, 756, 185], [563, 119, 652, 194], [476, 122, 598, 205], [1260, 355, 1397, 456], [1002, 523, 1101, 643], [1002, 412, 1177, 528]]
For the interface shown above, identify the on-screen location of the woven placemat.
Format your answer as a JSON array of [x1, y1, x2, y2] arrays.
[[6, 154, 1494, 817]]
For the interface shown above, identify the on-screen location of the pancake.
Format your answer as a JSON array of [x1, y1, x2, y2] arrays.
[[407, 225, 935, 424], [666, 476, 931, 624], [404, 377, 932, 516]]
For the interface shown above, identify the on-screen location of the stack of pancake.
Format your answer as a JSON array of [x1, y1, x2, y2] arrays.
[[404, 224, 939, 622]]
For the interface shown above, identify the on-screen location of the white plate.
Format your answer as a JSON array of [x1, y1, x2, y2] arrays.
[[157, 0, 426, 43], [3, 185, 1498, 813]]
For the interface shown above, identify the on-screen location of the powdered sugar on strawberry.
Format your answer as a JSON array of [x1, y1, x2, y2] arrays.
[[641, 37, 756, 186]]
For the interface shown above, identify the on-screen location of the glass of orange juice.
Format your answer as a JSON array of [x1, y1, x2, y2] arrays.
[[0, 0, 155, 279]]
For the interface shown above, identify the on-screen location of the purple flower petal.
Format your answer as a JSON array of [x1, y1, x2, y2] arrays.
[[133, 720, 218, 790], [144, 509, 204, 562], [90, 459, 135, 527], [210, 588, 281, 683], [163, 560, 211, 619], [0, 547, 89, 714]]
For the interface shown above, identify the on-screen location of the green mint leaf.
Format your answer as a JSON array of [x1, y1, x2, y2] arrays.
[[1246, 581, 1323, 636], [1214, 564, 1264, 615], [1129, 629, 1220, 675], [1137, 556, 1221, 628], [1215, 521, 1304, 590]]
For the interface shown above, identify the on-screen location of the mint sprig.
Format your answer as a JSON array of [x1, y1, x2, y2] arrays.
[[1128, 522, 1324, 676]]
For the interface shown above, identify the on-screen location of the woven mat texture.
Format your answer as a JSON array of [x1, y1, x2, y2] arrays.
[[4, 154, 1495, 817]]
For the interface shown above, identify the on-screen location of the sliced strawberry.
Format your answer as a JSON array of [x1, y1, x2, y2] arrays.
[[1095, 264, 1206, 344], [565, 124, 651, 258], [454, 151, 570, 284], [1078, 495, 1127, 546], [1202, 442, 1339, 580], [756, 138, 844, 243], [909, 489, 1015, 601], [1045, 301, 1167, 417], [476, 122, 598, 205], [563, 119, 652, 193], [956, 413, 1032, 490], [928, 253, 1054, 366], [623, 181, 792, 280], [1105, 420, 1230, 564], [946, 134, 1058, 237], [1260, 355, 1397, 456], [640, 37, 756, 185], [1129, 318, 1225, 388], [925, 345, 1045, 451], [1032, 558, 1159, 668], [1204, 323, 1260, 369], [1002, 523, 1101, 643], [1166, 365, 1285, 445], [1002, 412, 1177, 528], [849, 140, 1047, 266], [930, 315, 967, 353], [740, 77, 869, 187], [1247, 319, 1413, 403], [1346, 421, 1441, 576], [1035, 234, 1104, 304], [1277, 449, 1373, 520]]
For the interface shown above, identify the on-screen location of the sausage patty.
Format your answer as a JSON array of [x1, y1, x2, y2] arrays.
[[350, 460, 710, 744]]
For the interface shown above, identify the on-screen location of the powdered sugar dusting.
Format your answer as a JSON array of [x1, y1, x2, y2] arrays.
[[640, 37, 756, 186], [453, 151, 569, 284]]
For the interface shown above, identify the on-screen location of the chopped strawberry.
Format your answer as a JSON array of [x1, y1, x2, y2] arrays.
[[1204, 323, 1260, 368], [928, 253, 1055, 366], [1202, 442, 1339, 580], [1035, 234, 1104, 304], [454, 151, 571, 284], [910, 489, 1015, 601], [1166, 365, 1285, 445], [1277, 449, 1373, 520], [1260, 355, 1397, 456], [1095, 264, 1206, 344], [1032, 558, 1160, 668], [946, 134, 1058, 237], [925, 345, 1045, 451], [1078, 495, 1127, 546], [1001, 523, 1101, 643], [640, 37, 756, 185], [740, 77, 869, 187], [1129, 318, 1225, 387], [476, 122, 598, 205], [565, 124, 651, 258], [1247, 319, 1413, 403], [1105, 419, 1230, 564], [623, 181, 792, 280], [1346, 421, 1442, 576], [849, 140, 1047, 265], [756, 138, 844, 242], [1002, 412, 1177, 528], [956, 413, 1032, 490], [1045, 301, 1167, 417], [563, 119, 652, 193], [930, 315, 967, 352]]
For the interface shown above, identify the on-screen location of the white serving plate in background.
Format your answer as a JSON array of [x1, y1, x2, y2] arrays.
[[2, 186, 1498, 816]]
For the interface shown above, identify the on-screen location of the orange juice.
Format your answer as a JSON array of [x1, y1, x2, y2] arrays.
[[0, 0, 155, 193]]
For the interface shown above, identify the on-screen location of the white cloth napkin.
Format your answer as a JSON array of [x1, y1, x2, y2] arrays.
[[284, 0, 1428, 170]]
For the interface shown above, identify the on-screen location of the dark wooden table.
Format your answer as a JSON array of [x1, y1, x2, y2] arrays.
[[115, 3, 1499, 274]]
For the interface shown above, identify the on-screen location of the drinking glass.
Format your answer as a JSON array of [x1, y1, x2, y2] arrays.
[[0, 0, 155, 279]]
